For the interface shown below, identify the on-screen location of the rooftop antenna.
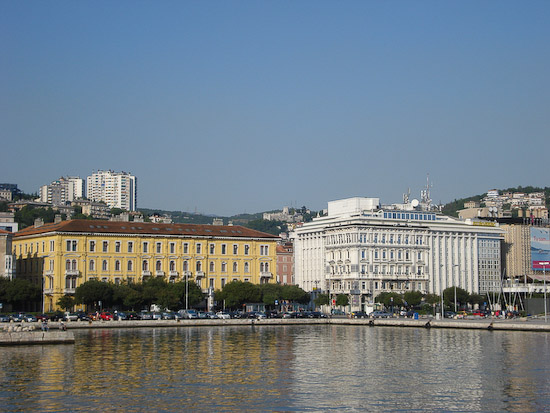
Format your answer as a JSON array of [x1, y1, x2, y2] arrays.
[[420, 174, 433, 209], [403, 188, 411, 204]]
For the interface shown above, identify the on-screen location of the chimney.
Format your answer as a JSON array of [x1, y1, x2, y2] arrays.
[[54, 214, 62, 224], [34, 218, 44, 228]]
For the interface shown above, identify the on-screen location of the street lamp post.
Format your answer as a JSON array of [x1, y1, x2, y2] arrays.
[[440, 264, 444, 319]]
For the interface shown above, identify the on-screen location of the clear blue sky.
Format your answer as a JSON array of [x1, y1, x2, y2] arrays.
[[2, 1, 549, 216]]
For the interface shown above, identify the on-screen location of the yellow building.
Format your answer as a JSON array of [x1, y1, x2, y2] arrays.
[[13, 219, 279, 312]]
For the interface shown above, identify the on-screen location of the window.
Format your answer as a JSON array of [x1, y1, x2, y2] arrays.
[[50, 240, 55, 251], [221, 262, 227, 272], [65, 260, 71, 271], [183, 243, 189, 254], [127, 260, 133, 272], [142, 260, 149, 271], [128, 242, 134, 253], [183, 261, 188, 271], [260, 245, 269, 255], [102, 241, 108, 253], [66, 240, 77, 252], [221, 244, 226, 255], [143, 242, 149, 253], [89, 241, 96, 252], [170, 243, 175, 254], [170, 261, 176, 272], [210, 244, 215, 254], [233, 244, 238, 255], [156, 260, 162, 271], [115, 260, 121, 271], [244, 262, 249, 273], [209, 278, 214, 288], [196, 243, 202, 254], [89, 260, 95, 271], [156, 242, 162, 254], [233, 262, 238, 272], [115, 241, 121, 253], [210, 261, 215, 272], [102, 260, 108, 271], [244, 245, 249, 255], [221, 279, 226, 288], [196, 261, 202, 272]]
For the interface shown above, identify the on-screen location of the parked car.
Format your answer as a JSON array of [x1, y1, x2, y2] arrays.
[[216, 311, 231, 319], [10, 313, 23, 322], [152, 312, 163, 320], [162, 312, 176, 320], [370, 311, 393, 318], [64, 312, 79, 321], [77, 312, 90, 321], [127, 312, 142, 320], [205, 312, 219, 319], [140, 312, 153, 320], [350, 311, 367, 319], [0, 314, 11, 322], [255, 312, 267, 319], [178, 309, 199, 319], [197, 311, 208, 319], [115, 312, 129, 321], [100, 312, 114, 321]]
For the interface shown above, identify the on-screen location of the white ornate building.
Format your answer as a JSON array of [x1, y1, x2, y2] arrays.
[[291, 197, 504, 311]]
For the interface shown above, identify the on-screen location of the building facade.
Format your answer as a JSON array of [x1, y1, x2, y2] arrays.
[[276, 241, 294, 285], [0, 229, 15, 280], [291, 197, 504, 311], [13, 219, 278, 312], [86, 170, 137, 211], [39, 176, 85, 206]]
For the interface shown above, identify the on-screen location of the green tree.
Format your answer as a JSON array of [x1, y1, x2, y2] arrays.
[[74, 280, 114, 308], [57, 295, 75, 311], [216, 281, 261, 310], [314, 293, 329, 307], [375, 292, 404, 307], [335, 294, 349, 307], [0, 278, 41, 310], [403, 291, 423, 307], [468, 294, 486, 307], [424, 293, 441, 306], [259, 283, 283, 308], [443, 287, 469, 309], [280, 284, 310, 304]]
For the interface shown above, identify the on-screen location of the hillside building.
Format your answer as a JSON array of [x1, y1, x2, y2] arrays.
[[86, 170, 137, 211]]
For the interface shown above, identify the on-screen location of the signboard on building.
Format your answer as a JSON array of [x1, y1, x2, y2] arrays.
[[531, 227, 550, 270]]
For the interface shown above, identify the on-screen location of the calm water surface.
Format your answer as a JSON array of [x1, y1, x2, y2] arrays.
[[1, 325, 550, 412]]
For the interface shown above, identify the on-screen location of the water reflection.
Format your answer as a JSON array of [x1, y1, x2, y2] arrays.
[[1, 326, 550, 411]]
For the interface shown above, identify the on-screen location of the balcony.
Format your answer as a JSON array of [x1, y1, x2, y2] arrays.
[[44, 287, 54, 294], [65, 270, 80, 277], [64, 288, 76, 294], [169, 271, 179, 278], [195, 271, 205, 279], [260, 272, 273, 279], [155, 271, 165, 277], [44, 270, 55, 277], [142, 270, 152, 277]]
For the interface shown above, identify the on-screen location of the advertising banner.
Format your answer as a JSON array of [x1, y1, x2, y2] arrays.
[[531, 227, 550, 270]]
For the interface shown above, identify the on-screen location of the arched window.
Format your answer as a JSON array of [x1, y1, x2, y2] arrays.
[[156, 260, 162, 271], [170, 261, 176, 272], [183, 261, 188, 271], [127, 260, 133, 272], [233, 262, 238, 272], [89, 259, 95, 271], [66, 260, 71, 270], [72, 260, 77, 270], [142, 260, 149, 271], [244, 262, 249, 273], [102, 260, 108, 271], [115, 260, 121, 271], [196, 261, 202, 272], [209, 261, 215, 272], [260, 262, 265, 272], [221, 262, 227, 272]]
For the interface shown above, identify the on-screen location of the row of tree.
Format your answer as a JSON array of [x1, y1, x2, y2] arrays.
[[0, 277, 41, 310], [58, 279, 311, 312]]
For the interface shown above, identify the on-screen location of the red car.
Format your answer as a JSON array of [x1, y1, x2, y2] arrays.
[[100, 312, 113, 320]]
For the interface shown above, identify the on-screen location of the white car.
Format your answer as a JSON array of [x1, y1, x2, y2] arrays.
[[216, 311, 231, 319]]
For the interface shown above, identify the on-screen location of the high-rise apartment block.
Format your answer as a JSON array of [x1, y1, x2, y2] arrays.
[[87, 170, 137, 211], [40, 176, 85, 206]]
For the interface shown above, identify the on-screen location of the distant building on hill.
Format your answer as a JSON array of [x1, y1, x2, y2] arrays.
[[87, 170, 137, 211]]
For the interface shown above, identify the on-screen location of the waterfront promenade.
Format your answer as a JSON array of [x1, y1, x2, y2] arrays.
[[4, 315, 550, 333]]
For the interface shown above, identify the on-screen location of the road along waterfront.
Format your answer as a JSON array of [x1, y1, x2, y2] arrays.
[[1, 324, 550, 411]]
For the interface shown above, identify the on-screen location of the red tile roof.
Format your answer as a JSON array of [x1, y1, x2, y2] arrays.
[[15, 219, 279, 240]]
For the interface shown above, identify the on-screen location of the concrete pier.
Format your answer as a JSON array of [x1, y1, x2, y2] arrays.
[[0, 330, 75, 345]]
